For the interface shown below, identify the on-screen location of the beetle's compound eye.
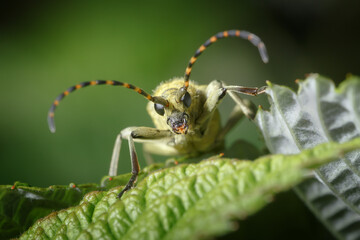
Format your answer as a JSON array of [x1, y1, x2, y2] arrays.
[[181, 91, 191, 108], [154, 103, 165, 116]]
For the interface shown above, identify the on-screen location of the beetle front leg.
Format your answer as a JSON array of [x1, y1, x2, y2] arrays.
[[196, 80, 227, 126], [225, 84, 266, 120], [109, 127, 172, 199], [196, 80, 266, 139], [226, 90, 258, 120], [225, 85, 266, 96], [217, 104, 244, 141], [117, 132, 140, 199]]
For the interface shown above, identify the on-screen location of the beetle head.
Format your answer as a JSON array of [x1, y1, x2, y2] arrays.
[[147, 78, 202, 135]]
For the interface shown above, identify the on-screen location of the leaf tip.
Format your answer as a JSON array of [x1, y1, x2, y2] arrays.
[[304, 73, 319, 80], [265, 80, 272, 87]]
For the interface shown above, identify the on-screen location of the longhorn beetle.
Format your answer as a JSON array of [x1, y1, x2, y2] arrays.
[[48, 29, 268, 198]]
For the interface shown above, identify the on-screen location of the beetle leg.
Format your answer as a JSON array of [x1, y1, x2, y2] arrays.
[[216, 88, 260, 140], [216, 104, 245, 141], [196, 80, 227, 126], [225, 85, 266, 96], [109, 133, 122, 177], [117, 132, 140, 198], [196, 81, 265, 140], [108, 127, 172, 198], [142, 144, 154, 165], [226, 90, 258, 120], [224, 83, 266, 120]]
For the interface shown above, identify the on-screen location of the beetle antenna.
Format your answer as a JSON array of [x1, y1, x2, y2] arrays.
[[48, 80, 167, 133], [182, 30, 269, 93]]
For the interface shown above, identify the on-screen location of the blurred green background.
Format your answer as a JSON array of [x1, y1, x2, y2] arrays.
[[1, 1, 359, 239], [1, 1, 359, 187]]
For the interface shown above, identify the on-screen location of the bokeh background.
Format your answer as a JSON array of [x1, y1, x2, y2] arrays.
[[1, 1, 359, 238]]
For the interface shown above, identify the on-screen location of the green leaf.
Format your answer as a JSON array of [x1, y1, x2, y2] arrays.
[[0, 164, 164, 239], [255, 74, 360, 240], [20, 138, 360, 240], [0, 182, 99, 239]]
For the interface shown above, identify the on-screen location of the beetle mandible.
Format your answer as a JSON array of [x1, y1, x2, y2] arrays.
[[48, 29, 269, 198]]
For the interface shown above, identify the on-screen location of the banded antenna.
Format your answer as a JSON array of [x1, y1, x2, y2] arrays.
[[177, 30, 269, 101], [47, 80, 168, 133]]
